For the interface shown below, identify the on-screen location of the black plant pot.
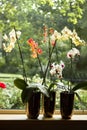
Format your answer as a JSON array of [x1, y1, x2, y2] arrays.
[[60, 91, 75, 119], [26, 92, 41, 119], [44, 91, 56, 118]]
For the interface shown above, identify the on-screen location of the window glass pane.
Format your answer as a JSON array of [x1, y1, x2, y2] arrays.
[[0, 0, 87, 111]]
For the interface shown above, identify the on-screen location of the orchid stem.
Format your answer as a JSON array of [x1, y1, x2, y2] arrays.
[[14, 27, 27, 82], [42, 40, 57, 85], [37, 53, 44, 76]]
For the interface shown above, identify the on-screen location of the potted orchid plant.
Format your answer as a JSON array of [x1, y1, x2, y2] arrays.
[[52, 26, 87, 119], [27, 26, 65, 88], [3, 28, 50, 119], [27, 25, 65, 117]]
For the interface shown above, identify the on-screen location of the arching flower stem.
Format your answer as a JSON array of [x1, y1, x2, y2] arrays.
[[42, 40, 57, 85], [14, 27, 27, 83]]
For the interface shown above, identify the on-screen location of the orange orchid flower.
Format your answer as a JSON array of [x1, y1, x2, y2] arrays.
[[27, 38, 42, 58]]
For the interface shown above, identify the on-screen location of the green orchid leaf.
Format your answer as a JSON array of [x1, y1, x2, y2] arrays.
[[72, 81, 87, 91], [20, 83, 49, 103], [14, 78, 28, 90], [48, 83, 55, 92], [36, 84, 49, 97], [28, 83, 49, 97], [75, 92, 87, 109], [21, 88, 34, 103]]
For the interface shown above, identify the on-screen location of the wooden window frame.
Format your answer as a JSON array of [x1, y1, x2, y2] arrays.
[[0, 109, 87, 114], [0, 112, 87, 130]]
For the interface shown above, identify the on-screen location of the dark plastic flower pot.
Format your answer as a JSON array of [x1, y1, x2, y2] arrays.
[[60, 91, 75, 119], [44, 91, 56, 118], [26, 92, 41, 119]]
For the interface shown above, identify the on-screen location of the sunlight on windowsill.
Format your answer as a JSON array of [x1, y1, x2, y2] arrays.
[[0, 114, 87, 120], [0, 110, 87, 120]]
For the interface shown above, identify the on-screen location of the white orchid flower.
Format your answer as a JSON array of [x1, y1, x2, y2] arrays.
[[50, 30, 62, 45], [50, 61, 64, 79], [16, 31, 21, 38], [3, 43, 14, 52], [70, 29, 86, 46], [60, 60, 65, 69], [67, 47, 80, 58], [3, 29, 21, 52], [3, 34, 9, 41], [53, 30, 62, 40], [50, 68, 56, 75], [61, 26, 73, 39], [50, 62, 56, 68]]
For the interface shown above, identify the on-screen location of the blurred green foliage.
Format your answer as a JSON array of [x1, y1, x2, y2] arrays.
[[0, 74, 24, 109]]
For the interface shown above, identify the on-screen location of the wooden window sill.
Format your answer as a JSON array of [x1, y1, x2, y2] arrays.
[[0, 114, 87, 120], [0, 114, 87, 129]]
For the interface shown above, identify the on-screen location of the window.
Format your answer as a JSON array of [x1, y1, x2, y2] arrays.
[[0, 0, 87, 115]]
